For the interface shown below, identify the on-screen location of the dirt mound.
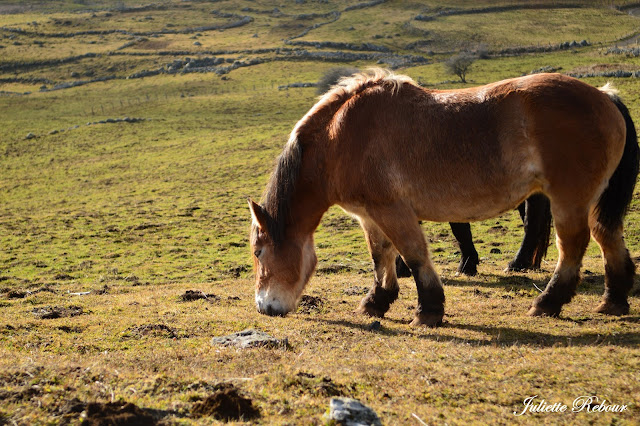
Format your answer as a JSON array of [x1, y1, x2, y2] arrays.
[[286, 372, 345, 397], [180, 290, 218, 302], [81, 401, 156, 425], [297, 295, 324, 314], [191, 384, 259, 421], [343, 286, 369, 296], [32, 305, 84, 319]]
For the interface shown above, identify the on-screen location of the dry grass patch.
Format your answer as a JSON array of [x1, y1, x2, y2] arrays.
[[0, 267, 638, 424]]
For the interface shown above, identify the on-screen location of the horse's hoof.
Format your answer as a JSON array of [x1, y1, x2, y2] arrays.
[[527, 304, 560, 317], [457, 266, 477, 276], [410, 312, 443, 327], [457, 258, 478, 276], [595, 301, 629, 316], [355, 303, 386, 318], [505, 263, 528, 273]]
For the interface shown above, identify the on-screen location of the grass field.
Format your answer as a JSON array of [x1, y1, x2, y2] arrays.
[[2, 0, 640, 424]]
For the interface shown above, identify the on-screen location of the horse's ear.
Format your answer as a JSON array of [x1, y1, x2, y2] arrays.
[[248, 198, 269, 232]]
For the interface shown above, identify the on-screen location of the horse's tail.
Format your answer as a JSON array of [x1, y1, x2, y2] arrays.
[[594, 87, 640, 230], [531, 195, 552, 268]]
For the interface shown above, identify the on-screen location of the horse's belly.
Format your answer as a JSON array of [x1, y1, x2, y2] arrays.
[[413, 195, 524, 223], [408, 172, 538, 223]]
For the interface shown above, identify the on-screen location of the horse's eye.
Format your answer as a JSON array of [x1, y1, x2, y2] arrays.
[[254, 248, 263, 258]]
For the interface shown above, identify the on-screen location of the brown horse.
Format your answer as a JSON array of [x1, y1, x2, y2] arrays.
[[249, 70, 638, 326]]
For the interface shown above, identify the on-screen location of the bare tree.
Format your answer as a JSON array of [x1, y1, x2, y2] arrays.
[[445, 52, 476, 83]]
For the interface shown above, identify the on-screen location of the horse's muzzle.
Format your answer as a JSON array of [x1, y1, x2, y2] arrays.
[[255, 290, 290, 317]]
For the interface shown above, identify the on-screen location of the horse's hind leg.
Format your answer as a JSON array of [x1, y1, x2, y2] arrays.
[[590, 219, 635, 315], [450, 222, 479, 276], [364, 204, 445, 327], [529, 210, 590, 317], [507, 194, 551, 271], [356, 219, 400, 318]]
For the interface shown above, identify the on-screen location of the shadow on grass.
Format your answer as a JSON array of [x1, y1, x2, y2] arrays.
[[303, 315, 640, 348], [439, 272, 612, 296]]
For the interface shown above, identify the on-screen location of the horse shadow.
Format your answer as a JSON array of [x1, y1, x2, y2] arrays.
[[302, 314, 640, 348], [437, 271, 611, 296]]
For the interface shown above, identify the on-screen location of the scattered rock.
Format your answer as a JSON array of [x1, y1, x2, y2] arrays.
[[211, 329, 287, 349], [326, 397, 382, 426], [297, 295, 324, 314], [529, 65, 562, 75], [32, 305, 84, 319], [278, 82, 317, 90], [490, 248, 502, 254], [81, 401, 156, 425], [193, 41, 202, 46], [191, 383, 259, 421], [25, 132, 36, 140], [285, 40, 390, 52]]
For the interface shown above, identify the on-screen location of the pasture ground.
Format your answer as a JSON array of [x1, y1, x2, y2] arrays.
[[2, 0, 640, 424]]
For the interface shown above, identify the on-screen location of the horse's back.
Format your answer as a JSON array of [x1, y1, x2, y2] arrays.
[[325, 73, 626, 223]]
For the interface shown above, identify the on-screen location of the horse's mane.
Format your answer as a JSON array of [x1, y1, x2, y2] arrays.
[[262, 69, 416, 246]]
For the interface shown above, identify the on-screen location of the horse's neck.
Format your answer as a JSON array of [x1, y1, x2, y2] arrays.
[[286, 180, 330, 240]]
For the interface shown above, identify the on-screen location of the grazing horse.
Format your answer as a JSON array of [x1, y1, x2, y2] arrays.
[[249, 70, 638, 326]]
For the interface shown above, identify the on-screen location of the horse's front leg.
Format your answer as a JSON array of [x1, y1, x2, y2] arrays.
[[364, 203, 445, 327], [356, 219, 400, 318]]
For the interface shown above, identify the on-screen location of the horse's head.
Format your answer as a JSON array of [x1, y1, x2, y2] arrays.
[[248, 200, 317, 316]]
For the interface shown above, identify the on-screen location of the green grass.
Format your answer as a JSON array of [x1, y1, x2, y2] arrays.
[[1, 0, 640, 424], [412, 8, 639, 50]]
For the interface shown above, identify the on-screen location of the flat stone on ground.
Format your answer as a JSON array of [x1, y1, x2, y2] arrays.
[[327, 397, 382, 426], [211, 329, 287, 349]]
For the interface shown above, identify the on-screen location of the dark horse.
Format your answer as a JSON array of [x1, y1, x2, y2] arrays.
[[249, 70, 638, 326], [396, 193, 552, 277]]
